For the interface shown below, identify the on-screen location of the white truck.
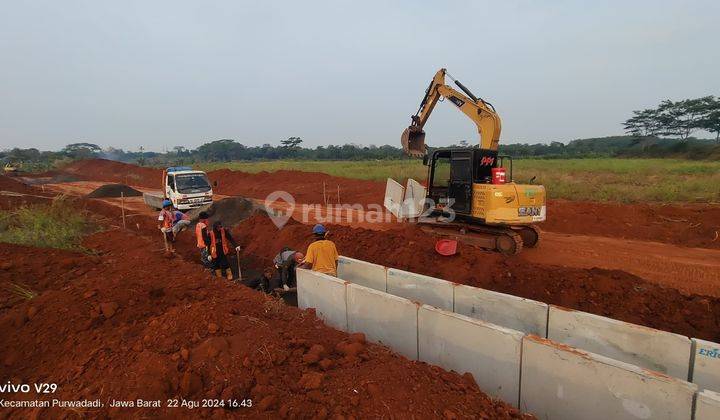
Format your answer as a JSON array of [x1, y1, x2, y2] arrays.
[[143, 166, 214, 211]]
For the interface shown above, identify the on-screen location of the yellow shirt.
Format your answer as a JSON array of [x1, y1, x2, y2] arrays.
[[305, 239, 339, 276]]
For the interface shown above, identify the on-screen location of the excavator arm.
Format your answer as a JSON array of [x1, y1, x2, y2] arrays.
[[401, 68, 502, 157]]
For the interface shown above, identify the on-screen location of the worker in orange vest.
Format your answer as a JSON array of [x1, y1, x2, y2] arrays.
[[195, 211, 212, 266], [157, 200, 176, 253], [207, 220, 240, 280]]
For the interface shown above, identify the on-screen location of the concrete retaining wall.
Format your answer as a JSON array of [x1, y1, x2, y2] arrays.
[[386, 268, 454, 311], [520, 336, 697, 420], [547, 305, 692, 378], [695, 389, 720, 420], [337, 256, 387, 292], [418, 305, 523, 406], [296, 269, 348, 331], [346, 283, 419, 360], [454, 284, 548, 336], [691, 338, 720, 392]]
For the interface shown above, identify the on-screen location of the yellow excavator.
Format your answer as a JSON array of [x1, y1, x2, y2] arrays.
[[398, 68, 546, 255]]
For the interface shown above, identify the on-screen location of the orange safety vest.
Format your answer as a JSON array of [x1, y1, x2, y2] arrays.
[[209, 228, 230, 258], [195, 221, 207, 248], [160, 209, 174, 229]]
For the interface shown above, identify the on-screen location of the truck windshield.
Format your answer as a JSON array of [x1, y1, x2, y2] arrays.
[[174, 174, 211, 194]]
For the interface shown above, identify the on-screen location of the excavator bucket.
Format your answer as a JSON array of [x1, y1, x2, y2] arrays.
[[401, 126, 426, 157]]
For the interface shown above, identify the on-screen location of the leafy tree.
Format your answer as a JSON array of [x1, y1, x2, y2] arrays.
[[656, 97, 714, 141], [281, 137, 303, 149], [62, 142, 101, 159], [623, 109, 662, 137], [698, 96, 720, 143]]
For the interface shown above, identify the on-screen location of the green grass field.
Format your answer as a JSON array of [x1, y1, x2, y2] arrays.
[[199, 159, 720, 203], [0, 197, 90, 250]]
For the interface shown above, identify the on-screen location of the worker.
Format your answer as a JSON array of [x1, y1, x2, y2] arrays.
[[241, 267, 275, 294], [157, 200, 176, 252], [171, 208, 191, 241], [195, 211, 212, 267], [208, 220, 241, 280], [272, 247, 304, 290], [302, 224, 339, 276]]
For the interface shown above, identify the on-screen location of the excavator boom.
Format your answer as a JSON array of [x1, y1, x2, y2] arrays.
[[402, 68, 502, 157]]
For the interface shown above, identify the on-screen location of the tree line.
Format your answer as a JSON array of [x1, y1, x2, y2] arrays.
[[623, 96, 720, 142]]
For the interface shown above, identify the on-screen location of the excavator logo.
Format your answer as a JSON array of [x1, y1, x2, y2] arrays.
[[480, 156, 495, 166], [448, 96, 465, 108]]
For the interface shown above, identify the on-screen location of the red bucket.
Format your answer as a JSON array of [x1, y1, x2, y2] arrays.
[[435, 239, 458, 256]]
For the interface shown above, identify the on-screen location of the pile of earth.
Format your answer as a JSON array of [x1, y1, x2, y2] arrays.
[[229, 213, 720, 343], [185, 196, 265, 227], [85, 183, 143, 198], [208, 168, 383, 206], [63, 159, 162, 188], [0, 225, 531, 419]]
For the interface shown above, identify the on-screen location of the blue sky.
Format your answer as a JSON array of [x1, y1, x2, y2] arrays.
[[1, 0, 718, 151]]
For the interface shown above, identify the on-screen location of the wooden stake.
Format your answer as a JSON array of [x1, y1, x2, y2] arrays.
[[121, 192, 126, 229], [337, 185, 340, 204], [323, 182, 327, 206]]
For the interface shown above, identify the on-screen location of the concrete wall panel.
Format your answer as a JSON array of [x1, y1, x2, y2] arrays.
[[418, 305, 523, 406], [520, 336, 697, 420], [347, 283, 418, 360], [384, 178, 405, 220], [386, 268, 454, 311], [548, 306, 691, 378], [454, 284, 548, 336], [296, 269, 348, 331], [404, 178, 427, 218], [691, 338, 720, 392], [695, 389, 720, 420], [337, 256, 387, 292]]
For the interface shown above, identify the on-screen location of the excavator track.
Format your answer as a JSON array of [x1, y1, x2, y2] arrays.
[[418, 220, 527, 256], [512, 225, 542, 248]]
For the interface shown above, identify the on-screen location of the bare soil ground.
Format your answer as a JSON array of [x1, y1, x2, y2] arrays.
[[0, 177, 530, 419]]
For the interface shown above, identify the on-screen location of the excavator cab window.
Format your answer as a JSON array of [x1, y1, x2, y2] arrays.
[[431, 154, 451, 188]]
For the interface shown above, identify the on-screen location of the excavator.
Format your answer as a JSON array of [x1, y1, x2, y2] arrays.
[[392, 68, 546, 255]]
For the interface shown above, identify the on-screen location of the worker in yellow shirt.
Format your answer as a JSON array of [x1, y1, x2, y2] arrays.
[[303, 224, 339, 276]]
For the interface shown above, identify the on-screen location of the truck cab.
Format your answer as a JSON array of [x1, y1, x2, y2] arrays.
[[163, 167, 213, 210]]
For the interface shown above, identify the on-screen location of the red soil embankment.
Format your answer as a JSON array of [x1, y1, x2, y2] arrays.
[[0, 227, 529, 419], [60, 159, 720, 249]]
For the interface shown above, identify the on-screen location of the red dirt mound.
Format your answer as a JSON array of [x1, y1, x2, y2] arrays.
[[232, 213, 720, 343], [209, 168, 383, 206], [63, 159, 162, 188], [0, 228, 530, 419]]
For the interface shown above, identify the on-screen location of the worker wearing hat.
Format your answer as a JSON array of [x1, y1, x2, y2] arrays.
[[302, 224, 339, 276], [157, 199, 176, 253]]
